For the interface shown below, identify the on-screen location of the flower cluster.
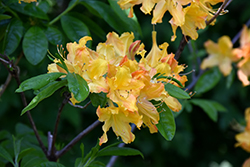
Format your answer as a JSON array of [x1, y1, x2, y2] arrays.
[[118, 0, 225, 41], [201, 25, 250, 86], [235, 107, 250, 167], [48, 31, 187, 145]]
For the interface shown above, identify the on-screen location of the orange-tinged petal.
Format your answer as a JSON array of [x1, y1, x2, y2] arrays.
[[97, 106, 142, 145], [145, 31, 162, 67], [151, 0, 168, 24], [235, 131, 250, 152], [137, 97, 159, 133], [162, 94, 182, 112], [96, 43, 116, 61], [243, 157, 250, 167], [237, 69, 250, 86], [88, 58, 108, 80], [140, 0, 155, 14], [240, 25, 250, 47]]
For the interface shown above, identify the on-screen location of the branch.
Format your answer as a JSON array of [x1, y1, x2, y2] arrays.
[[68, 100, 91, 109], [47, 93, 70, 161], [0, 53, 47, 156], [0, 53, 22, 97], [232, 18, 250, 45], [55, 120, 101, 158]]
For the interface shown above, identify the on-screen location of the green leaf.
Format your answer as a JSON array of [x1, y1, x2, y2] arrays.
[[156, 102, 176, 141], [226, 68, 235, 89], [190, 99, 218, 122], [16, 73, 66, 92], [164, 83, 190, 99], [210, 101, 227, 112], [5, 18, 24, 55], [68, 12, 106, 40], [9, 2, 49, 20], [67, 73, 89, 102], [0, 145, 14, 165], [23, 26, 48, 65], [61, 15, 90, 42], [82, 141, 100, 166], [35, 162, 65, 167], [89, 92, 107, 107], [18, 148, 36, 163], [88, 161, 105, 167], [194, 67, 221, 94], [0, 14, 11, 21], [80, 143, 84, 159], [107, 0, 142, 37], [13, 136, 22, 166], [21, 80, 67, 115], [81, 1, 127, 34], [97, 147, 144, 158], [45, 27, 64, 45]]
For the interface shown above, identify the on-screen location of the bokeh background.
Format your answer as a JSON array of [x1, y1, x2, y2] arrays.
[[1, 0, 250, 166]]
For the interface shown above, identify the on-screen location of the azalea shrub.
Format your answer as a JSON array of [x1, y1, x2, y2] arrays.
[[1, 0, 250, 166]]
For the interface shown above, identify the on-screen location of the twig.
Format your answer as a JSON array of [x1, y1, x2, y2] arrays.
[[55, 120, 101, 158], [68, 100, 91, 109], [0, 73, 12, 97], [0, 53, 48, 156], [232, 18, 250, 45], [106, 124, 136, 167], [206, 0, 231, 25], [0, 53, 22, 97], [175, 0, 232, 60], [48, 93, 70, 161]]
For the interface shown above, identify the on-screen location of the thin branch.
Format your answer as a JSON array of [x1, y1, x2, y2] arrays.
[[0, 73, 12, 97], [48, 93, 70, 161], [0, 53, 22, 97], [206, 0, 231, 26], [106, 124, 136, 167], [232, 18, 250, 45], [68, 100, 91, 109], [0, 53, 47, 156], [55, 120, 101, 158]]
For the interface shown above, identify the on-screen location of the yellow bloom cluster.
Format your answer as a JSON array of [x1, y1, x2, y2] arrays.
[[118, 0, 224, 41], [48, 31, 187, 145], [201, 25, 250, 86]]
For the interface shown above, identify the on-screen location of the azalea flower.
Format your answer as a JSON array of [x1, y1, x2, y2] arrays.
[[170, 2, 207, 41], [97, 102, 143, 145], [48, 37, 109, 104], [47, 31, 188, 145], [235, 108, 250, 152], [234, 25, 250, 86], [201, 36, 239, 76]]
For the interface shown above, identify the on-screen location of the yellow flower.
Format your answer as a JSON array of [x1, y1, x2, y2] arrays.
[[48, 36, 109, 104], [19, 0, 36, 3], [201, 36, 239, 76], [133, 69, 164, 133], [170, 2, 207, 41], [235, 108, 250, 153], [97, 103, 143, 145], [234, 25, 250, 86], [152, 0, 190, 25], [107, 66, 144, 112]]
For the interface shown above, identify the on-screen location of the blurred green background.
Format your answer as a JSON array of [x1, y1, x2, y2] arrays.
[[1, 0, 250, 166]]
